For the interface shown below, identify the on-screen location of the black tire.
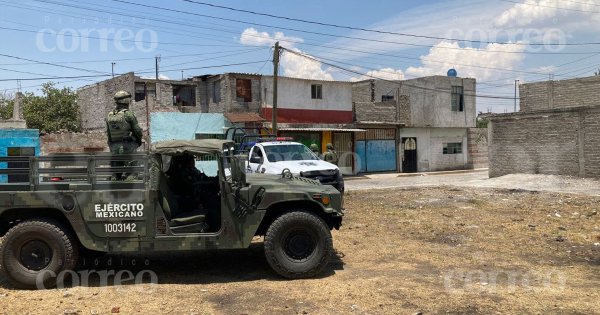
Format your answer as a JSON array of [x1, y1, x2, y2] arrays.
[[264, 211, 332, 279], [0, 219, 78, 290]]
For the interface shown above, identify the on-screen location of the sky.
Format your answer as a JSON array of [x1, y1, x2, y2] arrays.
[[1, 0, 600, 113]]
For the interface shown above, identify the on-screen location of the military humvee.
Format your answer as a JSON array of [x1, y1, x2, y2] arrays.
[[0, 139, 343, 289]]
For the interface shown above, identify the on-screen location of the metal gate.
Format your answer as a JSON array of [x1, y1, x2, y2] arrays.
[[355, 129, 397, 173], [333, 132, 353, 175]]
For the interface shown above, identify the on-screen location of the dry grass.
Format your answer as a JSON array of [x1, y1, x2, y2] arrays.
[[1, 187, 599, 314]]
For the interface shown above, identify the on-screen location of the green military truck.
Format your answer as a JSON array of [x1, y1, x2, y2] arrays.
[[0, 139, 343, 289]]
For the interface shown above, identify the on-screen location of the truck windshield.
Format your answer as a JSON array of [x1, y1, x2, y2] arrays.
[[263, 144, 318, 162]]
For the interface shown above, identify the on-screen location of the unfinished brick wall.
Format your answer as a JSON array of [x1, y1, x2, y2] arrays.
[[41, 132, 109, 154], [488, 106, 600, 178], [77, 73, 135, 132], [467, 128, 488, 169], [520, 76, 600, 112], [354, 95, 410, 124]]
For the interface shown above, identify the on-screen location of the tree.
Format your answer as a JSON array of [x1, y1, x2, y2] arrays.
[[595, 68, 600, 76], [0, 92, 14, 120], [22, 82, 80, 133]]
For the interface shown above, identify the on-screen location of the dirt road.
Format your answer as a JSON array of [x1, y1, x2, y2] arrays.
[[1, 187, 599, 314]]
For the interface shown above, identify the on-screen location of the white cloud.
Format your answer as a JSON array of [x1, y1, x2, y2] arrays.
[[239, 27, 303, 48], [281, 48, 333, 80], [405, 41, 526, 81], [350, 67, 404, 81], [495, 0, 600, 30], [239, 28, 332, 80]]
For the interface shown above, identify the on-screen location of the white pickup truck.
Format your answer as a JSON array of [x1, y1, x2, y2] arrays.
[[246, 141, 344, 193]]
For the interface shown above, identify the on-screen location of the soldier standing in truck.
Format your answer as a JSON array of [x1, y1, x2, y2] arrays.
[[106, 90, 143, 180]]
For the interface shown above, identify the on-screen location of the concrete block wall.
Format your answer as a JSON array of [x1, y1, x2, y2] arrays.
[[467, 128, 488, 169], [520, 76, 600, 112], [77, 73, 135, 132], [488, 106, 600, 178], [200, 74, 262, 113]]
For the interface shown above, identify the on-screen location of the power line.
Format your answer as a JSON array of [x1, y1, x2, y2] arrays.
[[0, 60, 270, 81], [80, 0, 592, 54], [499, 0, 600, 13], [181, 0, 600, 46], [280, 47, 520, 100], [0, 53, 108, 74]]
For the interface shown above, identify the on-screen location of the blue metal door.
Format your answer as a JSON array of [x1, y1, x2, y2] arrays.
[[366, 140, 397, 172], [355, 140, 397, 173]]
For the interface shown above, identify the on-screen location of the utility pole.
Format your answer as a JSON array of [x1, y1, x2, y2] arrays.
[[272, 41, 280, 136], [111, 62, 116, 78], [155, 55, 161, 80], [514, 79, 519, 112], [181, 70, 184, 80]]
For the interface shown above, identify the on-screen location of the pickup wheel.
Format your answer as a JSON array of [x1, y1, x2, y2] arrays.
[[264, 211, 332, 279], [0, 219, 78, 289]]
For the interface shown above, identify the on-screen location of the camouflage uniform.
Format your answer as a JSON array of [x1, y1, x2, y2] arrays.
[[323, 143, 339, 165], [309, 143, 321, 159], [106, 91, 143, 180]]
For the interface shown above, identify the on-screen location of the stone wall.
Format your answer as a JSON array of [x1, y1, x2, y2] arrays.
[[467, 128, 488, 169], [520, 75, 600, 112], [488, 106, 600, 178]]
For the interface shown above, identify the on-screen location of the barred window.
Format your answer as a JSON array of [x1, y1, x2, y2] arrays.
[[451, 86, 464, 112], [443, 142, 462, 154]]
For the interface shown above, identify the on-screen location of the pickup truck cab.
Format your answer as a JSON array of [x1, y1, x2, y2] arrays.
[[246, 141, 344, 193]]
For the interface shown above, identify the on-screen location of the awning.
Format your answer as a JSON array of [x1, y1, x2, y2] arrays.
[[224, 112, 266, 123], [277, 127, 366, 132]]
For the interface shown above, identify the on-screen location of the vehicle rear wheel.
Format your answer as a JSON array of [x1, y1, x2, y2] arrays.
[[264, 211, 332, 279], [0, 219, 78, 289]]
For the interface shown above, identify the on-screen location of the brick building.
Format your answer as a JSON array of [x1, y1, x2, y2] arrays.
[[488, 75, 600, 178]]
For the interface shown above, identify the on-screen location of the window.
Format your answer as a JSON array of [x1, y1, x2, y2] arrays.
[[451, 86, 464, 112], [311, 84, 322, 99], [173, 85, 196, 106], [382, 95, 394, 102], [213, 81, 221, 103], [443, 143, 462, 154], [134, 83, 146, 102], [236, 79, 252, 102]]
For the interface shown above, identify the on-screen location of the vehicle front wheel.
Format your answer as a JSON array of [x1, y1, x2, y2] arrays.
[[264, 211, 333, 279], [0, 219, 78, 289]]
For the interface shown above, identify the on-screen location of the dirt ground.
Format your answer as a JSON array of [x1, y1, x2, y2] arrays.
[[1, 187, 599, 314]]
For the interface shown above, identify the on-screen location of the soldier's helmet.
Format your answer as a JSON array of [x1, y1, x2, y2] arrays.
[[114, 90, 132, 105], [326, 143, 334, 150], [310, 144, 319, 151]]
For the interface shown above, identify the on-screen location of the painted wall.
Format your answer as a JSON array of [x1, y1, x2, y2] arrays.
[[261, 76, 353, 123], [150, 113, 231, 176], [402, 76, 476, 128], [150, 112, 230, 142], [399, 127, 468, 172], [0, 129, 40, 183]]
